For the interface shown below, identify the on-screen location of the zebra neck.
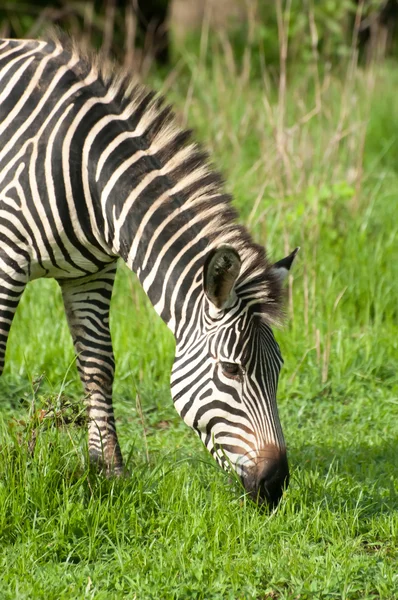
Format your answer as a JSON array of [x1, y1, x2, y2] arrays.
[[96, 158, 210, 335], [129, 241, 206, 337], [88, 103, 241, 335]]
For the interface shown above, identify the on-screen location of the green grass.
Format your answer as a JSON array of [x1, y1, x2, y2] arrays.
[[0, 47, 397, 599]]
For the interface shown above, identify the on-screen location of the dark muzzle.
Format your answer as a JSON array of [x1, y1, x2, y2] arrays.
[[243, 445, 289, 508]]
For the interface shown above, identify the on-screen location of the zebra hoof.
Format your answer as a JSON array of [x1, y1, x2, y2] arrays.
[[88, 449, 127, 478]]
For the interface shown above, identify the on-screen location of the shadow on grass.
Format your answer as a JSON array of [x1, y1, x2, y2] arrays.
[[290, 436, 397, 515]]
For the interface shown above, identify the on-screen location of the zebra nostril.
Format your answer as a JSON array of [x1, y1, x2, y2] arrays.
[[256, 453, 289, 508]]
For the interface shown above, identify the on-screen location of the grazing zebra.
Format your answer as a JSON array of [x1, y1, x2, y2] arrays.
[[0, 36, 298, 507]]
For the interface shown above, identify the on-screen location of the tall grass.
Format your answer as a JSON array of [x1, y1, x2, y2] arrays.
[[0, 10, 397, 599]]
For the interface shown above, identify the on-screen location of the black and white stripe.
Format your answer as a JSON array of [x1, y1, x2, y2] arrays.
[[0, 37, 297, 505]]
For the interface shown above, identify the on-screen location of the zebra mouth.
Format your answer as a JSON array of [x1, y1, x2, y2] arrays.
[[241, 447, 290, 508]]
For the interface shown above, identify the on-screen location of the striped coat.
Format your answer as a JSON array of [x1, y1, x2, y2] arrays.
[[0, 37, 297, 506]]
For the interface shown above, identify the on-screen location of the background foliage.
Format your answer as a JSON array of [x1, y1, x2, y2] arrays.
[[0, 1, 396, 69]]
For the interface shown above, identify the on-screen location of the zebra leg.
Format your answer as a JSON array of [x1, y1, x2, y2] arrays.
[[59, 263, 124, 476], [0, 271, 27, 375]]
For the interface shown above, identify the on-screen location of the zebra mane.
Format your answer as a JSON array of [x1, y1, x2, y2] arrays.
[[47, 32, 284, 325]]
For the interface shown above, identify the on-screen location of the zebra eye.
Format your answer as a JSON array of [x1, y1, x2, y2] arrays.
[[220, 361, 243, 380]]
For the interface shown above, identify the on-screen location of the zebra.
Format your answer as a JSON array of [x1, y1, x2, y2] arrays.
[[0, 36, 298, 507]]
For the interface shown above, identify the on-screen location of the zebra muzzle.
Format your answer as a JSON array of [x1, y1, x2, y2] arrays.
[[243, 445, 289, 508]]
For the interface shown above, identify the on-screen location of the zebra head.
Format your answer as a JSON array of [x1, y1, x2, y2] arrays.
[[171, 245, 298, 507]]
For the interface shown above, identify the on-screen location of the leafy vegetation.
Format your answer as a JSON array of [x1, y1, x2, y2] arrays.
[[0, 5, 397, 599]]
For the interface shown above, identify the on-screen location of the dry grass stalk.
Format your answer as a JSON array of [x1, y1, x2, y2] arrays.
[[102, 0, 116, 59], [124, 1, 137, 70]]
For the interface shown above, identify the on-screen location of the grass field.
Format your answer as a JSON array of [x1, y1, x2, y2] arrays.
[[0, 40, 397, 599]]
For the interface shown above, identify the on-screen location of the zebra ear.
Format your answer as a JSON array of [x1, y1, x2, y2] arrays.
[[203, 246, 241, 310], [272, 247, 300, 282]]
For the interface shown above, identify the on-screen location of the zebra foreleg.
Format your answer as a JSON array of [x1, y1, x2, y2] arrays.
[[59, 264, 124, 476], [0, 271, 27, 375]]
